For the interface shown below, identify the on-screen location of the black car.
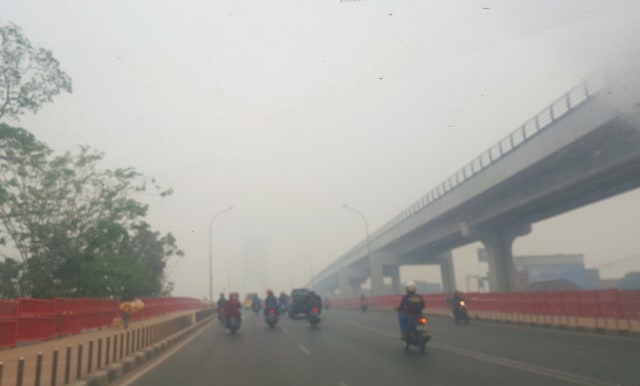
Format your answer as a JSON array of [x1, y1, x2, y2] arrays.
[[288, 288, 311, 318]]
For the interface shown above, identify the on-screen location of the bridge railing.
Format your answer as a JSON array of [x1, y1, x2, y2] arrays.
[[330, 289, 640, 333], [377, 80, 591, 237], [324, 80, 594, 273], [0, 296, 210, 348]]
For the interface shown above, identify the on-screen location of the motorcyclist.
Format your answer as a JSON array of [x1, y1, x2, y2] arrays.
[[446, 290, 467, 319], [252, 294, 261, 312], [217, 293, 227, 322], [395, 282, 425, 340], [264, 289, 280, 316], [278, 292, 288, 312], [308, 290, 322, 314], [217, 293, 227, 308], [360, 293, 367, 306], [224, 292, 242, 326], [446, 291, 465, 310]]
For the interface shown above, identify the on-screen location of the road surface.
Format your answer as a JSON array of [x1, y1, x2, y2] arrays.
[[124, 309, 638, 386]]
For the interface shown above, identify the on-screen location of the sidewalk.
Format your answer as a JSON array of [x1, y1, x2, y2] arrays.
[[0, 310, 196, 386]]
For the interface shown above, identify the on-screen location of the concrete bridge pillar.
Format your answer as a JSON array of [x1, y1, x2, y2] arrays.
[[339, 267, 351, 299], [349, 281, 362, 297], [439, 252, 456, 293], [388, 266, 401, 294], [480, 224, 531, 292], [369, 250, 400, 296], [370, 260, 385, 297]]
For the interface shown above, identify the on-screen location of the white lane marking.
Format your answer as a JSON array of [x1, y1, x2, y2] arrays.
[[330, 317, 615, 386], [431, 343, 615, 386], [119, 320, 214, 386], [298, 343, 312, 356]]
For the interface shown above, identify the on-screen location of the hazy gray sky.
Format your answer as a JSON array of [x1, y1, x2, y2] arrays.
[[2, 0, 639, 297]]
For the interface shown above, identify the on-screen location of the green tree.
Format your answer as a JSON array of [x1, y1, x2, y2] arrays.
[[0, 23, 72, 120], [0, 257, 20, 298], [0, 123, 179, 298]]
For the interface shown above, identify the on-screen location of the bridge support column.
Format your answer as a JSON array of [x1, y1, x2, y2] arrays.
[[339, 267, 351, 299], [439, 252, 456, 293], [369, 250, 398, 296], [370, 261, 385, 297], [349, 281, 362, 297], [389, 266, 401, 294], [481, 224, 531, 292]]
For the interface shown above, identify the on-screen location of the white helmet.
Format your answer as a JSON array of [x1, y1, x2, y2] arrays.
[[405, 281, 417, 293]]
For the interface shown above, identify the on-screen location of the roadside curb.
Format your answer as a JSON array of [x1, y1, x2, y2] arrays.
[[73, 313, 215, 386]]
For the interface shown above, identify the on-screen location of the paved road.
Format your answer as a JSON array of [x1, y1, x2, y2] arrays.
[[127, 309, 638, 386]]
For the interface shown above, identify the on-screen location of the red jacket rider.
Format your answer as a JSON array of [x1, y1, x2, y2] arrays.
[[224, 292, 242, 324]]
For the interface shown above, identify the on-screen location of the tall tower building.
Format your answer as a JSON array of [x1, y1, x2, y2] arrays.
[[242, 238, 266, 293]]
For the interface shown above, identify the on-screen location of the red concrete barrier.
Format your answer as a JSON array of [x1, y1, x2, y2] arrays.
[[0, 300, 18, 348], [55, 298, 84, 335], [0, 296, 208, 348], [598, 289, 624, 331], [618, 290, 640, 333], [329, 289, 640, 334], [561, 291, 580, 328], [16, 298, 56, 343]]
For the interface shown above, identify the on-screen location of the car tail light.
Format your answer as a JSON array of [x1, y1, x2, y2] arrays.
[[269, 309, 274, 315], [312, 307, 318, 313], [418, 317, 427, 324]]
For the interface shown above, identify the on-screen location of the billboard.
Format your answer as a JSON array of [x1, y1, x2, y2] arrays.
[[513, 254, 599, 290]]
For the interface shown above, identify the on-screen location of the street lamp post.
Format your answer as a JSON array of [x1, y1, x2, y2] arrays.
[[209, 206, 234, 303], [342, 203, 373, 295]]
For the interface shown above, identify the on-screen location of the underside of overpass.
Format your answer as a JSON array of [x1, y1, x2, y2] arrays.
[[313, 76, 640, 298]]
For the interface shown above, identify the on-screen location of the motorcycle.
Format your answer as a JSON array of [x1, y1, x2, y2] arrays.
[[227, 316, 242, 335], [265, 307, 279, 328], [252, 302, 261, 314], [404, 315, 431, 354], [361, 302, 368, 312], [308, 307, 321, 327], [217, 308, 225, 324], [453, 300, 470, 324]]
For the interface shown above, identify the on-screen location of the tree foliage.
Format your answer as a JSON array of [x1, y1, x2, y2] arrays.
[[0, 123, 181, 298], [0, 23, 72, 120]]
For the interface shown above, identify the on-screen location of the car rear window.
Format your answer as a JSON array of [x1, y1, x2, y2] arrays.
[[291, 289, 309, 297]]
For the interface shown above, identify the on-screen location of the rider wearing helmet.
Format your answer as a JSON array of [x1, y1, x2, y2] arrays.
[[278, 292, 289, 312], [224, 292, 242, 326], [446, 290, 465, 309], [395, 282, 425, 340], [217, 293, 227, 308], [308, 290, 322, 314], [264, 289, 279, 316], [217, 293, 227, 322]]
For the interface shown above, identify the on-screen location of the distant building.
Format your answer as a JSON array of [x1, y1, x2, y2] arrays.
[[415, 281, 442, 294], [599, 278, 621, 289], [524, 278, 582, 292], [513, 254, 599, 291], [616, 272, 640, 290]]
